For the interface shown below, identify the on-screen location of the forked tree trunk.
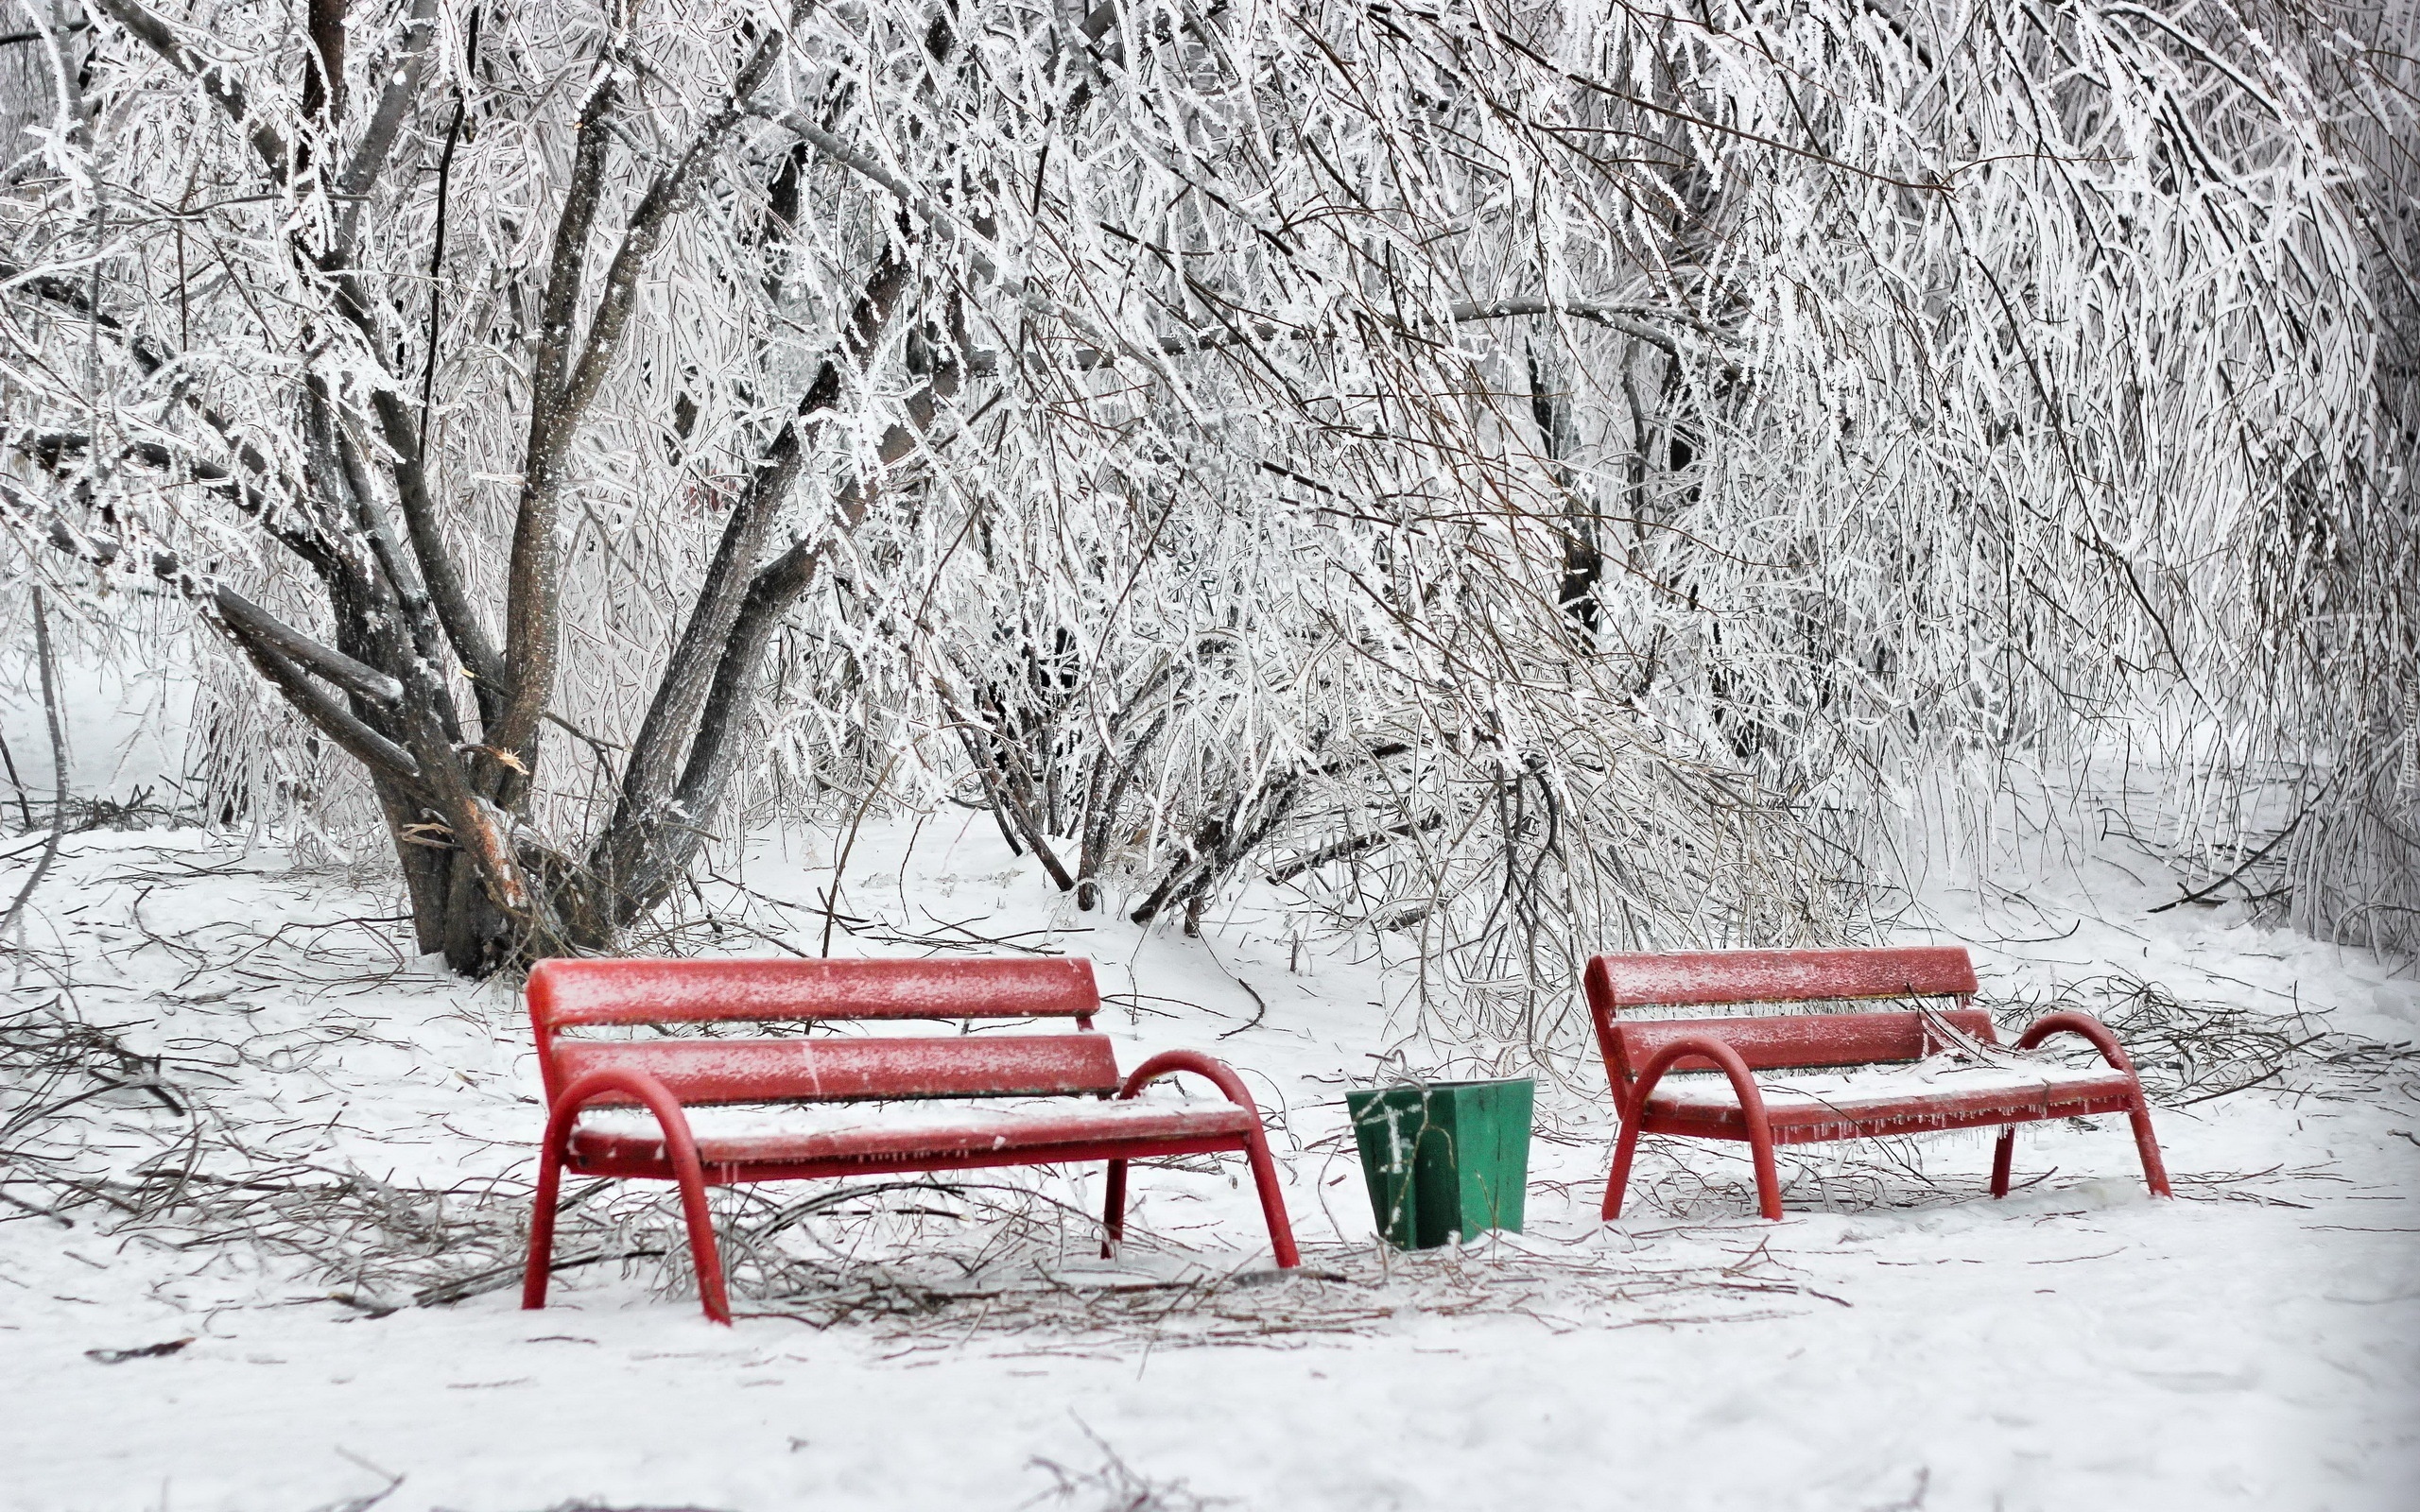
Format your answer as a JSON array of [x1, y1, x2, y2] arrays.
[[8, 0, 947, 976], [372, 775, 524, 972]]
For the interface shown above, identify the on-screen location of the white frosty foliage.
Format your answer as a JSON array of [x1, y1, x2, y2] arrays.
[[0, 0, 2411, 1009]]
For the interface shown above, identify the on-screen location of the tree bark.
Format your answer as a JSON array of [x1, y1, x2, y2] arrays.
[[302, 0, 342, 121]]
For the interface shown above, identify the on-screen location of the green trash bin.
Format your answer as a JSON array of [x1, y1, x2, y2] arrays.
[[1344, 1077, 1534, 1249]]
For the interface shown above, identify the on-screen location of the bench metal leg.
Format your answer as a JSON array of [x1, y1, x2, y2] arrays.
[[1110, 1051, 1301, 1269], [1240, 1127, 1302, 1268], [1603, 1120, 1783, 1222], [1744, 1125, 1782, 1220], [1990, 1102, 2171, 1201], [1100, 1158, 1128, 1259], [522, 1140, 568, 1311], [1102, 1139, 1296, 1268], [1600, 1119, 1643, 1221], [1605, 1038, 1784, 1221], [2128, 1097, 2173, 1197], [522, 1068, 733, 1325], [2009, 1012, 2173, 1200], [664, 1148, 730, 1325]]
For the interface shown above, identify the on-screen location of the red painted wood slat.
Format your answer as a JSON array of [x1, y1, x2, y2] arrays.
[[1604, 1008, 1999, 1082], [568, 1132, 1267, 1187], [1638, 1073, 2142, 1142], [1585, 946, 1978, 1010], [567, 1102, 1258, 1172], [529, 956, 1100, 1028], [548, 1034, 1123, 1106]]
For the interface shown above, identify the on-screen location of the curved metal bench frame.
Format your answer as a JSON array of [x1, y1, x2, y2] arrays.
[[521, 957, 1298, 1323], [1589, 948, 2172, 1221]]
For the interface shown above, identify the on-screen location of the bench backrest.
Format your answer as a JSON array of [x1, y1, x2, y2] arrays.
[[527, 957, 1114, 1108], [1584, 947, 1988, 1089]]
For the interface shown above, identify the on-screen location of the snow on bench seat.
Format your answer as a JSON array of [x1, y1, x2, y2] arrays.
[[571, 1094, 1258, 1170], [1639, 1057, 2144, 1142]]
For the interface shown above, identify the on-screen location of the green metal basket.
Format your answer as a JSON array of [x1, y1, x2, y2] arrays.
[[1344, 1077, 1535, 1249]]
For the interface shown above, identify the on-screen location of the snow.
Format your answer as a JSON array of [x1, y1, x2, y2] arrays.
[[3, 816, 2416, 1511], [0, 647, 194, 808], [1645, 1057, 2131, 1109], [573, 1094, 1245, 1145]]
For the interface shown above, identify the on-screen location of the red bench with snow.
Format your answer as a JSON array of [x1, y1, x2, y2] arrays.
[[1587, 946, 2171, 1220], [520, 956, 1299, 1323]]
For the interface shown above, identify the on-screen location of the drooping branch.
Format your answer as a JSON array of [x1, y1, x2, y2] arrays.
[[0, 19, 91, 47], [85, 0, 289, 178], [610, 354, 964, 923], [0, 473, 404, 716], [0, 593, 70, 936], [13, 430, 339, 578], [1046, 291, 1724, 369], [301, 0, 343, 121], [369, 392, 503, 695], [0, 261, 180, 374], [329, 0, 442, 256], [226, 632, 423, 780], [0, 272, 357, 588], [1488, 27, 1956, 195], [493, 71, 622, 765], [550, 26, 797, 435], [750, 100, 1176, 378]]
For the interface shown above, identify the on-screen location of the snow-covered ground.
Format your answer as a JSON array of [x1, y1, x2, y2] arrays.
[[0, 648, 196, 814], [3, 816, 2414, 1512]]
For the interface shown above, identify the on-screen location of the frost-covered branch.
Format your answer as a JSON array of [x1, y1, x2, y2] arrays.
[[3, 0, 2410, 990]]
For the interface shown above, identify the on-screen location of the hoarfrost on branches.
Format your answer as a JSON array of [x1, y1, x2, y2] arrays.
[[0, 0, 2411, 1024]]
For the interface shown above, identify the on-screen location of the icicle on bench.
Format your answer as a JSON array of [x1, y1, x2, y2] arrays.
[[1586, 946, 2172, 1221], [520, 956, 1299, 1323]]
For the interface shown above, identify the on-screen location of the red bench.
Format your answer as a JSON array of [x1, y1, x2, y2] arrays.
[[520, 956, 1299, 1322], [1587, 946, 2171, 1220]]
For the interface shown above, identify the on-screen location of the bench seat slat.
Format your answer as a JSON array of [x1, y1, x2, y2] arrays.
[[552, 1035, 1122, 1105], [568, 1100, 1258, 1174], [1644, 1086, 2146, 1144], [577, 1135, 1264, 1186], [1639, 1063, 2140, 1142]]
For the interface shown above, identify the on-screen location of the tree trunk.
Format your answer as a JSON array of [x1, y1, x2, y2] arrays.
[[372, 776, 525, 971]]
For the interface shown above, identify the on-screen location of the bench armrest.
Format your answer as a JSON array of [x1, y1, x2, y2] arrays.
[[2010, 1010, 2141, 1076], [1115, 1049, 1266, 1117], [544, 1066, 705, 1170], [1624, 1034, 1773, 1126], [530, 1065, 725, 1322]]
